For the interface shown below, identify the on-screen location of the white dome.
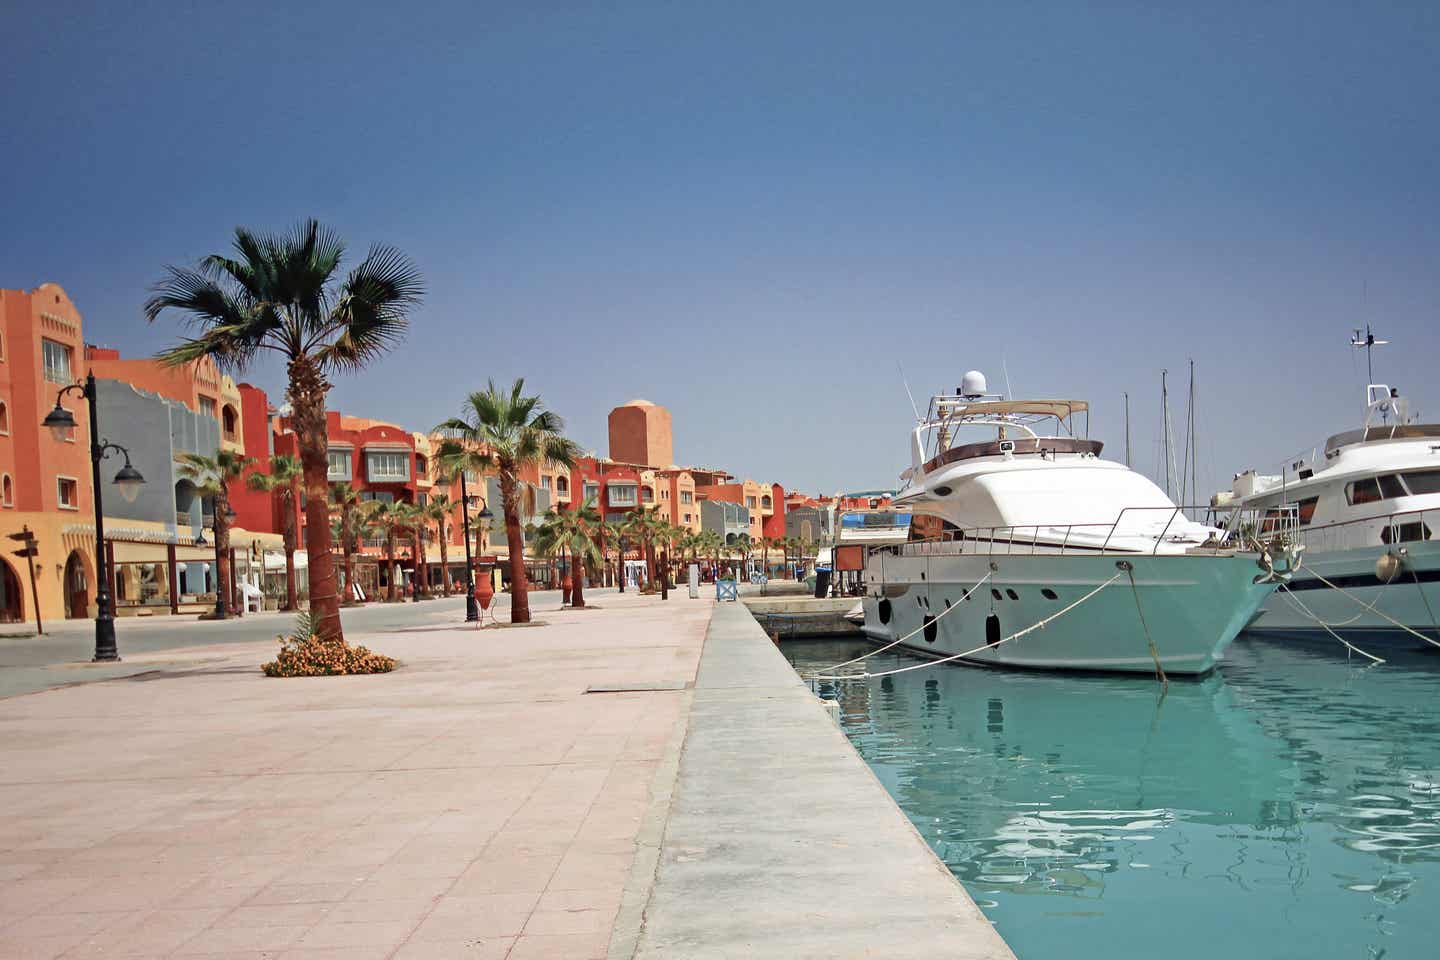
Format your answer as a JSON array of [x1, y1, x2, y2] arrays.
[[960, 370, 987, 397]]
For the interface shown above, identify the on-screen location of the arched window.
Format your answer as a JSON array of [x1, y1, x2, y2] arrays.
[[556, 475, 569, 495], [761, 495, 772, 509], [0, 401, 9, 435], [221, 405, 238, 440], [2, 475, 12, 507]]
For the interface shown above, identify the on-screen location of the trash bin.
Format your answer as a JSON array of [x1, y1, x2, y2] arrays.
[[814, 569, 831, 599]]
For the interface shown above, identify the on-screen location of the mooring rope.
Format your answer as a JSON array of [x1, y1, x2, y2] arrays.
[[811, 572, 1124, 681], [1123, 564, 1168, 688], [804, 571, 994, 677], [1276, 584, 1385, 664], [1302, 565, 1440, 651], [1410, 566, 1440, 641]]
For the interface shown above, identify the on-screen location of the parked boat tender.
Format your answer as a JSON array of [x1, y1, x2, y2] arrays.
[[862, 372, 1293, 675]]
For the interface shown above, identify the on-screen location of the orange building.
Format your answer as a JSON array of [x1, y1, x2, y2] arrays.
[[694, 478, 777, 542], [84, 347, 245, 454], [0, 284, 98, 623], [608, 399, 674, 469]]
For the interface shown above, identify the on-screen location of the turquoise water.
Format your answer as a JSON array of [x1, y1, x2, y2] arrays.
[[783, 637, 1440, 960]]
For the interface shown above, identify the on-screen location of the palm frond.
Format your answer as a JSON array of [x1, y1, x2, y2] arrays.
[[318, 243, 423, 372]]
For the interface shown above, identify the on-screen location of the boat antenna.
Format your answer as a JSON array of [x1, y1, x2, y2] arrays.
[[898, 361, 921, 421], [1161, 369, 1172, 499], [1123, 391, 1131, 468], [1350, 324, 1388, 384], [1002, 353, 1014, 401]]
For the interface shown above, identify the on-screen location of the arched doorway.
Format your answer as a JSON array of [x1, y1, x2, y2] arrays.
[[63, 550, 91, 619], [0, 558, 22, 623]]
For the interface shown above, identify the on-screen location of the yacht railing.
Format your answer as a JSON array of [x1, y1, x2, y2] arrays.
[[874, 505, 1265, 559], [1289, 505, 1437, 554]]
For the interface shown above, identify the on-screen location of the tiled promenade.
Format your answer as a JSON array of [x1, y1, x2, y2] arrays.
[[1, 587, 1012, 959], [0, 591, 707, 959]]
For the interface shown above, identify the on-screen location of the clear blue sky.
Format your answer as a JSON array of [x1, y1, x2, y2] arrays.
[[3, 1, 1437, 499]]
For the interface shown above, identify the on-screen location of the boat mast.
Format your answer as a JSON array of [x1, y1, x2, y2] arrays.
[[1351, 324, 1387, 384], [1123, 392, 1131, 468], [1189, 360, 1197, 514], [1161, 369, 1172, 498]]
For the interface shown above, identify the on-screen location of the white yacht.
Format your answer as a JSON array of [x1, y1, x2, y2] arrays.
[[1214, 379, 1440, 645], [860, 372, 1294, 675]]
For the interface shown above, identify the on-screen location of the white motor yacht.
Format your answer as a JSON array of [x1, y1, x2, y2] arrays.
[[1215, 378, 1440, 646], [861, 372, 1293, 675]]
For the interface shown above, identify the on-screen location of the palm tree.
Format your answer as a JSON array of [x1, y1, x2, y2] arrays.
[[604, 519, 628, 592], [146, 219, 423, 641], [695, 530, 722, 582], [436, 380, 581, 624], [424, 493, 455, 596], [532, 496, 602, 609], [622, 507, 662, 593], [176, 449, 256, 619], [245, 454, 303, 610], [408, 503, 429, 599], [732, 533, 753, 583], [330, 482, 368, 602], [369, 500, 412, 603]]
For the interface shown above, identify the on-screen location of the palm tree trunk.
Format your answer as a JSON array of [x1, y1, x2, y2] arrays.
[[282, 492, 298, 611], [500, 474, 530, 623], [215, 495, 231, 621], [439, 520, 451, 596], [343, 524, 356, 603], [289, 357, 343, 640], [659, 548, 669, 600], [572, 546, 586, 609], [386, 529, 397, 603], [616, 539, 625, 593]]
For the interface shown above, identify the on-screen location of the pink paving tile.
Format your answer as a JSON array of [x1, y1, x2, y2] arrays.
[[289, 919, 413, 949], [506, 930, 612, 960], [390, 935, 514, 959], [521, 905, 619, 936]]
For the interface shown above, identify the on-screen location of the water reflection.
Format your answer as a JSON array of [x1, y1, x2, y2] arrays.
[[783, 637, 1440, 960]]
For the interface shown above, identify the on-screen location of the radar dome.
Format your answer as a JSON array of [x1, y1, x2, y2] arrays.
[[960, 370, 987, 397]]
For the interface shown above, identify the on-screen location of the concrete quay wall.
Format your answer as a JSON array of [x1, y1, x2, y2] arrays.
[[631, 602, 1014, 958]]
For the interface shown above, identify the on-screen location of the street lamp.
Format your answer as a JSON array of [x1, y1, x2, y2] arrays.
[[457, 470, 493, 622], [42, 373, 146, 662]]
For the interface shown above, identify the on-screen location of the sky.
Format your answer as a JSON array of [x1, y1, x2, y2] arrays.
[[3, 1, 1438, 499]]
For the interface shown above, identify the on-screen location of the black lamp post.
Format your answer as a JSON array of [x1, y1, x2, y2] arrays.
[[42, 373, 145, 662], [457, 470, 493, 622]]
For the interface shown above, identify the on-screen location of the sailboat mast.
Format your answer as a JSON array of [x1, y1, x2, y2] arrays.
[[1162, 369, 1171, 498], [1189, 360, 1197, 514]]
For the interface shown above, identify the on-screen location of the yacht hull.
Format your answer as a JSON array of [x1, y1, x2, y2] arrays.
[[862, 553, 1276, 675], [1244, 540, 1440, 645]]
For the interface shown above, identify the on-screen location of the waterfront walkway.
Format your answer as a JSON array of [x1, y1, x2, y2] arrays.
[[0, 588, 1010, 958]]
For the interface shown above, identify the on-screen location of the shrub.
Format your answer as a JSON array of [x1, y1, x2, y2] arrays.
[[262, 613, 395, 677]]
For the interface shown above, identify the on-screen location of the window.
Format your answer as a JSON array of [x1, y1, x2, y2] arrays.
[[415, 455, 428, 478], [1347, 475, 1405, 505], [661, 489, 670, 500], [198, 395, 218, 419], [1296, 496, 1319, 526], [608, 483, 637, 507], [416, 493, 428, 507], [1403, 470, 1440, 496], [683, 513, 691, 523], [366, 450, 410, 482], [1, 475, 11, 506], [761, 495, 772, 509], [556, 475, 569, 495], [0, 401, 8, 435], [57, 476, 78, 509], [680, 491, 693, 505], [42, 339, 72, 384], [541, 476, 552, 490], [746, 496, 757, 508], [583, 481, 599, 501], [327, 449, 352, 481], [360, 490, 395, 504], [642, 487, 655, 503], [1382, 522, 1431, 545], [221, 404, 238, 439]]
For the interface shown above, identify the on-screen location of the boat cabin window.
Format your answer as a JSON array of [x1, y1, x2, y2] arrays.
[[1296, 497, 1319, 525], [1346, 475, 1405, 505], [1402, 469, 1440, 496], [1381, 522, 1431, 545], [909, 515, 962, 542]]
